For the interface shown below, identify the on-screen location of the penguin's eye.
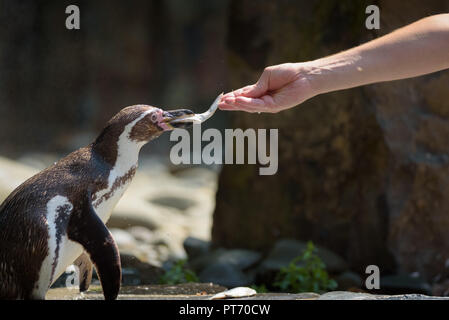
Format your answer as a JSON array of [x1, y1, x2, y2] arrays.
[[150, 113, 158, 123]]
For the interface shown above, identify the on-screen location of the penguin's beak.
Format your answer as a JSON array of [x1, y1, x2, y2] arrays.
[[162, 109, 195, 130]]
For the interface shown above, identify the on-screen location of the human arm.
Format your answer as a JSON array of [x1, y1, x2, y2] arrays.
[[219, 14, 449, 113]]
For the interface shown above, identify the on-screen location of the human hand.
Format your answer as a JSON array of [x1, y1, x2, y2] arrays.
[[218, 63, 318, 113]]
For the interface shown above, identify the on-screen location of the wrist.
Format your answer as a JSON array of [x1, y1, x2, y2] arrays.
[[301, 53, 364, 95], [292, 61, 329, 97]]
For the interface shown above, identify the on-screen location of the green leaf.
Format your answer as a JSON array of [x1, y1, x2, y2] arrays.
[[273, 241, 338, 293], [159, 259, 199, 285]]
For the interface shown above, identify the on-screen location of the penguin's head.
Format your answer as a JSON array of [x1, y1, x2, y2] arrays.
[[98, 105, 195, 145]]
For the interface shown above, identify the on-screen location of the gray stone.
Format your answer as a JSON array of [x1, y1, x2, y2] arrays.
[[318, 291, 378, 300], [107, 209, 158, 231], [377, 294, 449, 300], [149, 195, 196, 211], [120, 252, 164, 285], [380, 273, 432, 295], [432, 279, 449, 296], [127, 226, 154, 243], [121, 268, 142, 286], [318, 291, 449, 300], [335, 271, 363, 290], [199, 263, 254, 288], [257, 239, 348, 277], [183, 237, 210, 260], [110, 228, 137, 250], [0, 157, 37, 203], [217, 249, 262, 270], [189, 248, 262, 273]]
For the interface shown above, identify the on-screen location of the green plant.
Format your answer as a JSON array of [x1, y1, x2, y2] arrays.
[[274, 241, 338, 293], [159, 259, 199, 285], [250, 284, 269, 293]]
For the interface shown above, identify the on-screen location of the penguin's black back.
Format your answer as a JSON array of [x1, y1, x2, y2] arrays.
[[0, 145, 111, 299]]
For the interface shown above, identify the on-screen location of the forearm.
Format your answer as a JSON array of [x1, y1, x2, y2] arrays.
[[306, 14, 449, 95]]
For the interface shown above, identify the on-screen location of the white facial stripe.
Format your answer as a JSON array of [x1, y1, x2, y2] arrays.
[[93, 110, 151, 219]]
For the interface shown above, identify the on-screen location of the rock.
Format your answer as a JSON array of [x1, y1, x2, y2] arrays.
[[215, 249, 262, 270], [107, 207, 158, 231], [319, 291, 449, 300], [432, 279, 449, 296], [257, 239, 348, 280], [318, 291, 378, 300], [126, 226, 154, 243], [210, 287, 257, 300], [16, 152, 59, 170], [110, 228, 138, 250], [188, 248, 226, 272], [169, 166, 219, 188], [379, 273, 432, 295], [107, 165, 218, 259], [376, 294, 449, 301], [150, 195, 197, 211], [183, 237, 210, 260], [189, 248, 262, 273], [199, 263, 254, 288], [121, 268, 142, 286], [335, 271, 363, 291], [0, 156, 37, 203], [120, 252, 164, 285]]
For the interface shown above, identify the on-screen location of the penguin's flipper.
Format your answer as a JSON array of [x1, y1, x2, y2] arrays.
[[73, 252, 93, 292], [68, 191, 121, 300]]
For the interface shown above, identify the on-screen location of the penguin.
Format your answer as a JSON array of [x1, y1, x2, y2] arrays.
[[0, 105, 194, 300]]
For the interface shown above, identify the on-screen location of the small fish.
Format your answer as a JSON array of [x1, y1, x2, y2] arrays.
[[171, 93, 223, 124], [210, 287, 257, 300]]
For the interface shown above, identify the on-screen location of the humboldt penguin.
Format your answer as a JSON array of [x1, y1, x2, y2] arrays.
[[0, 105, 194, 300]]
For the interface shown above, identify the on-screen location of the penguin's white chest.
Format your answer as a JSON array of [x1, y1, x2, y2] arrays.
[[92, 163, 137, 223]]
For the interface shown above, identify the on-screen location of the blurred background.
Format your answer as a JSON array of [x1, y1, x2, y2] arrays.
[[1, 0, 449, 296]]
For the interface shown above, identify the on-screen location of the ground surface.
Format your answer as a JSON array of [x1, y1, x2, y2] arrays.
[[46, 284, 449, 300]]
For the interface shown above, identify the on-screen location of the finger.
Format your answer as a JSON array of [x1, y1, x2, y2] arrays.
[[222, 96, 238, 105], [234, 96, 265, 107], [218, 103, 253, 111], [239, 85, 257, 96], [227, 100, 273, 113], [219, 102, 262, 113], [224, 95, 264, 106], [222, 85, 254, 99], [218, 103, 240, 111], [235, 95, 278, 110], [223, 95, 277, 112]]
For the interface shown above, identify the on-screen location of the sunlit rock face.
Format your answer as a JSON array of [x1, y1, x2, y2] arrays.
[[212, 0, 449, 283]]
